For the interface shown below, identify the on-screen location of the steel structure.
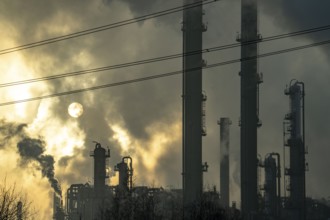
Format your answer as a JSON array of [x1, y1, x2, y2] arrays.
[[239, 0, 262, 218], [66, 183, 94, 220], [90, 142, 110, 218], [115, 156, 133, 193], [53, 193, 65, 220], [264, 153, 281, 219], [182, 0, 207, 218], [284, 80, 306, 220], [218, 118, 231, 208]]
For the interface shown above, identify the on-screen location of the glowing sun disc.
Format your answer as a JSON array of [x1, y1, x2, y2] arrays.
[[68, 102, 83, 118]]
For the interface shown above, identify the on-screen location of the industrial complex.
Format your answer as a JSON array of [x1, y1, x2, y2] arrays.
[[47, 0, 330, 219]]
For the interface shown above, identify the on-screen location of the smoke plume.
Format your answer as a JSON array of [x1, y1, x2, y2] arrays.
[[0, 119, 62, 196], [0, 120, 26, 148], [17, 138, 62, 196]]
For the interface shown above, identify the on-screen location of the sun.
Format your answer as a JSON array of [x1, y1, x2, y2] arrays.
[[68, 102, 84, 118]]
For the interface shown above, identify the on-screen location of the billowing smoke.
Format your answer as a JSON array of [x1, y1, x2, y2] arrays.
[[0, 120, 26, 148], [17, 138, 62, 196], [0, 119, 62, 196]]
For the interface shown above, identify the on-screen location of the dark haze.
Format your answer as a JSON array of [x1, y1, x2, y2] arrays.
[[0, 120, 26, 148], [0, 120, 62, 196], [17, 138, 62, 196]]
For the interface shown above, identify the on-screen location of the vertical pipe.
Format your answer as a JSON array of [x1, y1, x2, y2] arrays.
[[240, 0, 260, 218], [283, 121, 287, 199], [182, 0, 204, 218], [300, 82, 306, 220], [218, 118, 231, 208], [272, 153, 282, 217]]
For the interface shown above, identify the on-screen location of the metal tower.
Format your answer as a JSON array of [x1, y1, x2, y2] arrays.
[[284, 80, 306, 220], [90, 142, 110, 216], [182, 0, 207, 218], [264, 153, 281, 218], [218, 118, 231, 208], [238, 0, 262, 218], [114, 156, 133, 193]]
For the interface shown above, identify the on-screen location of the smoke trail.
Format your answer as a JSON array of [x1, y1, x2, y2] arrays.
[[0, 120, 26, 148], [17, 138, 62, 196], [0, 120, 62, 195]]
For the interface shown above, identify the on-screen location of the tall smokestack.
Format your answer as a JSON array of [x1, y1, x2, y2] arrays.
[[284, 80, 306, 220], [239, 0, 262, 218], [182, 0, 207, 218], [218, 118, 231, 208]]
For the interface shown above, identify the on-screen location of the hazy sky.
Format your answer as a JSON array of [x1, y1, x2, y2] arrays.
[[0, 0, 330, 218]]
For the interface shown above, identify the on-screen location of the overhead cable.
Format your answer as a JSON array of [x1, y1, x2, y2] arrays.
[[0, 0, 216, 55], [1, 23, 330, 88], [1, 38, 329, 107]]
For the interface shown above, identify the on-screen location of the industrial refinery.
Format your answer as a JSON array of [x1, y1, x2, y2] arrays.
[[51, 79, 329, 219], [50, 80, 328, 219], [49, 1, 330, 219], [0, 0, 330, 220]]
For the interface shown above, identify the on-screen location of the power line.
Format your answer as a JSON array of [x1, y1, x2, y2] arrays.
[[2, 23, 330, 88], [0, 0, 216, 55], [1, 38, 329, 107]]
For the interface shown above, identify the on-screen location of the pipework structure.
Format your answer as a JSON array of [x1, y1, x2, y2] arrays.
[[284, 80, 306, 220], [182, 0, 207, 218], [218, 118, 232, 208], [238, 0, 263, 218]]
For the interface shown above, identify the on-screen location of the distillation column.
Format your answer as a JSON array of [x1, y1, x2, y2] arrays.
[[182, 0, 207, 218], [264, 153, 281, 219], [239, 0, 262, 218], [218, 118, 231, 208], [115, 156, 133, 193], [284, 80, 306, 220], [90, 142, 110, 217]]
